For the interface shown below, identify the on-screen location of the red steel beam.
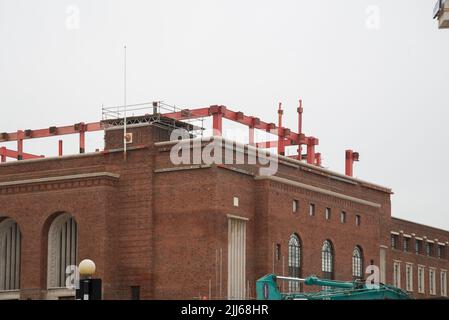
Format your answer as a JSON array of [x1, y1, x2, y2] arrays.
[[256, 139, 294, 149], [0, 146, 6, 162], [159, 105, 320, 164], [0, 122, 101, 142], [3, 148, 44, 160], [160, 105, 317, 144], [162, 108, 211, 121]]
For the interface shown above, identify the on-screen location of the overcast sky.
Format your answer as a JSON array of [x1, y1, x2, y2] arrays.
[[1, 0, 448, 230]]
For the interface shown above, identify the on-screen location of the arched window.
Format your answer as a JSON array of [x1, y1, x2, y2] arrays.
[[321, 240, 334, 280], [352, 246, 363, 279], [0, 218, 21, 291], [47, 213, 78, 289], [288, 234, 301, 292]]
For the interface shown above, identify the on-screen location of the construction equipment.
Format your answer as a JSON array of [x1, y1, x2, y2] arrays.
[[256, 274, 412, 300]]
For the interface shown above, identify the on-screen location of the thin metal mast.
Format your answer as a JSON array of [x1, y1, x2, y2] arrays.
[[123, 45, 127, 161]]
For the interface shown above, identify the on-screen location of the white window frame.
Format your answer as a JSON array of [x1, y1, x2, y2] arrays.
[[325, 208, 331, 220], [429, 268, 436, 295], [441, 270, 447, 297], [393, 261, 401, 289], [418, 265, 425, 294], [340, 211, 346, 224], [309, 203, 315, 216], [405, 263, 413, 292]]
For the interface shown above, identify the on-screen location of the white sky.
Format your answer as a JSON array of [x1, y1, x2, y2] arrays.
[[1, 0, 448, 229]]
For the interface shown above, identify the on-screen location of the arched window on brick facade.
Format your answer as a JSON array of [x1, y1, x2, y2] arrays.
[[47, 213, 78, 290], [288, 233, 301, 293], [352, 246, 364, 280], [0, 218, 21, 292], [321, 240, 334, 280]]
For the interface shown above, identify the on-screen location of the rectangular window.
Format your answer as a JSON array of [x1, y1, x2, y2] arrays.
[[309, 203, 315, 216], [391, 234, 399, 249], [438, 245, 445, 259], [418, 266, 425, 294], [340, 211, 346, 224], [292, 200, 299, 213], [393, 262, 401, 289], [405, 264, 413, 292], [325, 208, 331, 220], [415, 240, 422, 254], [429, 269, 436, 295], [403, 238, 410, 252], [441, 271, 448, 297], [355, 215, 361, 226], [427, 242, 434, 257]]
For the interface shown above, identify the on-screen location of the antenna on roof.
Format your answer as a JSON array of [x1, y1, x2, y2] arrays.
[[123, 44, 127, 161]]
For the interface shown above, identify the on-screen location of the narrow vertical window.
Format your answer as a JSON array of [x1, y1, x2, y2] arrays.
[[355, 215, 361, 226], [321, 240, 334, 280], [405, 264, 413, 292], [415, 240, 422, 254], [352, 246, 363, 280], [48, 213, 78, 290], [391, 234, 398, 249], [393, 262, 401, 288], [403, 238, 409, 252], [292, 200, 299, 214], [437, 245, 445, 259], [309, 203, 315, 216], [288, 234, 301, 293], [429, 269, 436, 295], [441, 271, 447, 297], [325, 208, 331, 221], [340, 211, 346, 224], [418, 266, 425, 294], [0, 219, 21, 292]]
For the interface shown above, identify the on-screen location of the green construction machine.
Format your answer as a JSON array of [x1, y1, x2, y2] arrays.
[[256, 274, 412, 300]]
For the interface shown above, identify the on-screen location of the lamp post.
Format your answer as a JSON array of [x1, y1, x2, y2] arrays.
[[76, 259, 102, 300]]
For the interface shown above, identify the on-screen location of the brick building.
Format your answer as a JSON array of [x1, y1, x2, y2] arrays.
[[0, 110, 448, 300]]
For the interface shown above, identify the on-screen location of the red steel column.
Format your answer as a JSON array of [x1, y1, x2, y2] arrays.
[[345, 149, 359, 177], [79, 123, 85, 154], [212, 113, 223, 136], [0, 147, 6, 162], [315, 152, 322, 166], [249, 126, 255, 146], [17, 130, 24, 160], [58, 140, 63, 156], [277, 102, 285, 156], [306, 142, 315, 164]]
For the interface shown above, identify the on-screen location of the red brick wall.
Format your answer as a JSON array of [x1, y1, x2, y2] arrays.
[[0, 124, 448, 300], [386, 218, 449, 299]]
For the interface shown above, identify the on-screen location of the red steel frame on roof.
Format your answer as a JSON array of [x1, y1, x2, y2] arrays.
[[0, 102, 356, 172]]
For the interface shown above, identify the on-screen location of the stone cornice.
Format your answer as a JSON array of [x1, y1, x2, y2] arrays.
[[0, 172, 119, 194], [255, 175, 381, 209]]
